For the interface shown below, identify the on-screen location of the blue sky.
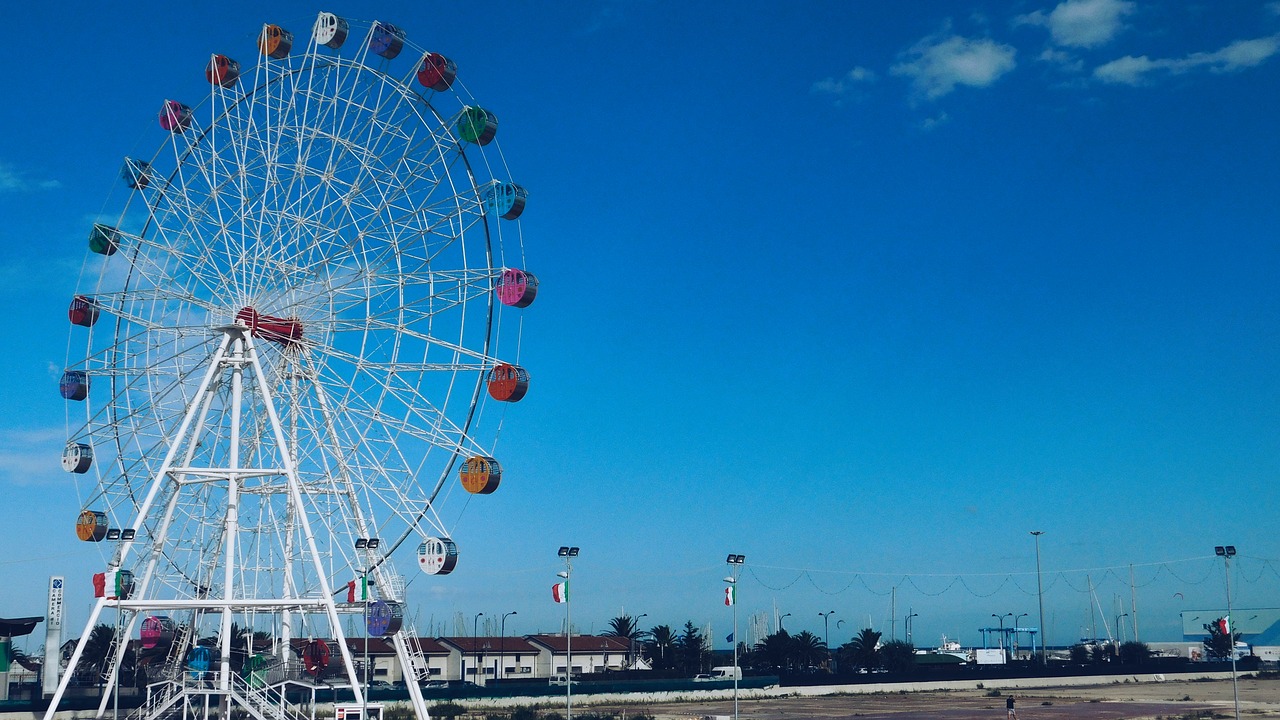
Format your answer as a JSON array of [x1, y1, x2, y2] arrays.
[[2, 0, 1280, 655]]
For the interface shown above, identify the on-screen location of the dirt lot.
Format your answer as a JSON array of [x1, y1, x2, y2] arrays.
[[580, 676, 1280, 720]]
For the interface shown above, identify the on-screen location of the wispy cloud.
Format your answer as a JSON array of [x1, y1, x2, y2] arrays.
[[891, 33, 1017, 100], [811, 66, 876, 102], [1016, 0, 1135, 49], [920, 112, 951, 131], [0, 426, 69, 487], [0, 162, 61, 192], [1094, 33, 1280, 84]]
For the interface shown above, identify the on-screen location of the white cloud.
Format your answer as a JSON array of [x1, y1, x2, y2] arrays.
[[1038, 47, 1085, 72], [1094, 33, 1280, 84], [891, 34, 1017, 99], [0, 426, 70, 487], [920, 112, 951, 131], [811, 66, 876, 100], [0, 162, 61, 192], [1017, 0, 1135, 48]]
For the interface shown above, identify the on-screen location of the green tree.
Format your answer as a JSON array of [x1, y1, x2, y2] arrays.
[[791, 631, 827, 671], [1118, 641, 1151, 664], [1203, 618, 1241, 660], [879, 640, 916, 674], [605, 614, 649, 669], [751, 630, 793, 673], [78, 623, 118, 685], [838, 628, 881, 671], [677, 621, 707, 676], [645, 625, 678, 671], [1069, 644, 1089, 663]]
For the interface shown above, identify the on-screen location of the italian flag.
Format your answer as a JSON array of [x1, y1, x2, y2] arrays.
[[552, 581, 569, 603], [724, 586, 735, 606]]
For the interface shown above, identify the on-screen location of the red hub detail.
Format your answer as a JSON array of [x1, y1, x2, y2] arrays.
[[236, 307, 303, 345]]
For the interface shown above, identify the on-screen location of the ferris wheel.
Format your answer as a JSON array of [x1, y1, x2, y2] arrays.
[[52, 13, 535, 720]]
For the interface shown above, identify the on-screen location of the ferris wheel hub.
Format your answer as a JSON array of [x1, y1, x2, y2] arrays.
[[235, 306, 303, 345]]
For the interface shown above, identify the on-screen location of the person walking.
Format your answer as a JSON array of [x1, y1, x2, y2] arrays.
[[1006, 695, 1017, 719]]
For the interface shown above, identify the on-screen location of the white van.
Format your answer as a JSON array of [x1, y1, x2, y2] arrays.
[[709, 666, 742, 680]]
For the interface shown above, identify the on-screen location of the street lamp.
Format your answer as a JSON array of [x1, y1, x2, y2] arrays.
[[905, 612, 919, 645], [498, 611, 517, 681], [558, 546, 579, 720], [819, 611, 835, 670], [1215, 545, 1241, 720], [778, 613, 791, 633], [725, 553, 745, 720], [1031, 531, 1046, 664], [1014, 613, 1028, 659], [630, 613, 648, 670], [472, 612, 484, 685], [993, 613, 1012, 656]]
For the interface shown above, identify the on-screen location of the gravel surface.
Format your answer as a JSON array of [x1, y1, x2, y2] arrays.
[[575, 676, 1280, 720]]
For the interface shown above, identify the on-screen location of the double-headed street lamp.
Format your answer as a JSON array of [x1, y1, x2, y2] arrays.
[[725, 554, 745, 720], [558, 546, 579, 720], [993, 613, 1012, 656], [1216, 545, 1241, 720], [819, 611, 836, 669]]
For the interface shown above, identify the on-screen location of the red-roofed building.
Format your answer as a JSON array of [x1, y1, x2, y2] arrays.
[[526, 634, 631, 678], [438, 636, 541, 684]]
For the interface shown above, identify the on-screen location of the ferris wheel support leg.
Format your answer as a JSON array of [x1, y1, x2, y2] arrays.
[[109, 334, 234, 572], [391, 633, 431, 720], [220, 336, 246, 695], [41, 597, 108, 720], [243, 336, 365, 702], [94, 608, 144, 719]]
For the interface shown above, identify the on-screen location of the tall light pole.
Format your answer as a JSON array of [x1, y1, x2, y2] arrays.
[[1031, 531, 1046, 664], [905, 611, 918, 645], [819, 611, 835, 670], [472, 612, 484, 685], [558, 546, 579, 720], [725, 554, 745, 720], [778, 613, 791, 633], [499, 611, 516, 681], [1216, 545, 1241, 720]]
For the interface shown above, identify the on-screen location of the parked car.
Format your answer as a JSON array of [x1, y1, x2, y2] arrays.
[[693, 674, 714, 682]]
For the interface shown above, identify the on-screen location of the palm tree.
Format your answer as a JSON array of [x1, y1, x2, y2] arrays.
[[752, 630, 793, 674], [791, 631, 827, 671], [605, 615, 649, 669], [646, 625, 678, 671], [78, 623, 118, 685], [839, 627, 881, 671]]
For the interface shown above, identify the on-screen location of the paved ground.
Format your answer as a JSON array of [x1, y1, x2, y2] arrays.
[[578, 676, 1280, 720]]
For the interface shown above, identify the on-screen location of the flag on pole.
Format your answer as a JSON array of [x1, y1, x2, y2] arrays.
[[552, 581, 569, 603], [1218, 616, 1230, 635], [724, 586, 735, 606], [725, 632, 734, 643]]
